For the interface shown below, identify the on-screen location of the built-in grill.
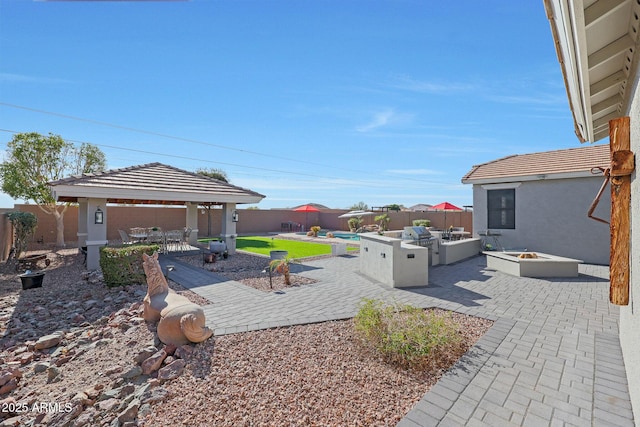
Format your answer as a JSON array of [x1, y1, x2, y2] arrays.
[[402, 226, 437, 248]]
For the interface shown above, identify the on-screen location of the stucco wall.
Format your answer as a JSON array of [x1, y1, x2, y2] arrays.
[[6, 205, 472, 246], [472, 177, 610, 265], [620, 70, 640, 422]]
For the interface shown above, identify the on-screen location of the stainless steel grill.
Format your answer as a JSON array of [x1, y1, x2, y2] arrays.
[[402, 226, 437, 247]]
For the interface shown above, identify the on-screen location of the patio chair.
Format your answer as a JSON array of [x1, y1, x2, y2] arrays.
[[164, 230, 183, 252], [118, 229, 133, 245], [181, 227, 192, 251]]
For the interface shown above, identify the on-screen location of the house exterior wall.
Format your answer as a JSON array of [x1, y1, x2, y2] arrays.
[[472, 176, 610, 265], [620, 72, 640, 422]]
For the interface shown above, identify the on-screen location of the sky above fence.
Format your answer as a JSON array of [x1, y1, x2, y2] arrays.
[[0, 1, 580, 210]]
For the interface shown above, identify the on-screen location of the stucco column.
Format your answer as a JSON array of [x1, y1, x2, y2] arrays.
[[185, 202, 199, 245], [221, 203, 237, 254], [85, 198, 108, 270], [77, 199, 88, 248]]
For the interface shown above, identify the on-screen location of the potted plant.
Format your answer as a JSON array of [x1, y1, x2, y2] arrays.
[[375, 213, 390, 234], [348, 217, 363, 232], [7, 211, 46, 289]]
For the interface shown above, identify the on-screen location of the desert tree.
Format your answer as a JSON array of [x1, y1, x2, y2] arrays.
[[0, 132, 107, 247]]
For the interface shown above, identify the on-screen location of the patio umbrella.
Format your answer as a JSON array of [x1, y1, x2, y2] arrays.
[[430, 202, 462, 211], [430, 202, 463, 229], [337, 210, 376, 218], [293, 204, 321, 230]]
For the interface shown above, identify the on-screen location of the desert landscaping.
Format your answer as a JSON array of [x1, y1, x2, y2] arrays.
[[0, 246, 492, 426]]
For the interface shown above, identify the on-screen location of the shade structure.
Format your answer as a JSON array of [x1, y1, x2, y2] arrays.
[[337, 210, 376, 218], [430, 202, 462, 211]]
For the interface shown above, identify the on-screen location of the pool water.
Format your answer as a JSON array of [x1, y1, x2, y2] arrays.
[[296, 231, 360, 241]]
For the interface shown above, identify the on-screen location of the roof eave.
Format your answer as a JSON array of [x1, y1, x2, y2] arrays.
[[52, 185, 265, 204], [462, 170, 600, 185], [544, 0, 593, 142]]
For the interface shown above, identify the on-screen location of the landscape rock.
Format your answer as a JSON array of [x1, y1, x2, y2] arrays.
[[141, 349, 167, 375], [157, 359, 186, 381], [34, 332, 63, 350]]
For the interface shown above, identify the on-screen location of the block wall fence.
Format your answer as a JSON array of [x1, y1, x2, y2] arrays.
[[0, 204, 472, 251]]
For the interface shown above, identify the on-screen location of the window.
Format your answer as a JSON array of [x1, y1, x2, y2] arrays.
[[487, 189, 515, 229]]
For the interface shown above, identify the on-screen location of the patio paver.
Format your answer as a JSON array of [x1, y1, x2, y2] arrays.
[[160, 252, 633, 426]]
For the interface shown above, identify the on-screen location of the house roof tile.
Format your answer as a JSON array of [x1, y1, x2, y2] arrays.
[[462, 144, 610, 184]]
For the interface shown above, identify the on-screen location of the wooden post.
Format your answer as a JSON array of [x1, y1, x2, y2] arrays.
[[609, 117, 633, 305]]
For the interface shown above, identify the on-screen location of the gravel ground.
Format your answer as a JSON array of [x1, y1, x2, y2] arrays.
[[1, 245, 493, 426], [179, 251, 321, 292]]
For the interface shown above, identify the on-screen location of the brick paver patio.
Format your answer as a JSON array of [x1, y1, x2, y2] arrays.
[[160, 252, 633, 426]]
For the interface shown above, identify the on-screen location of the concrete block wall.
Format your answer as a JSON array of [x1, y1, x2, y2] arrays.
[[359, 233, 428, 288]]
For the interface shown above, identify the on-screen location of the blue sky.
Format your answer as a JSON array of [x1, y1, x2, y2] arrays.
[[0, 0, 580, 210]]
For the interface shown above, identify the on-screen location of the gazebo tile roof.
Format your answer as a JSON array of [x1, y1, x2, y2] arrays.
[[49, 162, 265, 204]]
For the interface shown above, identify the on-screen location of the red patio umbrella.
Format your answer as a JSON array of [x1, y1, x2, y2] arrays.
[[430, 202, 462, 211], [430, 202, 463, 229], [293, 204, 321, 230], [293, 204, 322, 212]]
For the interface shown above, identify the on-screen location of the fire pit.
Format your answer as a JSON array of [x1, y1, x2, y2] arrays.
[[484, 251, 582, 278]]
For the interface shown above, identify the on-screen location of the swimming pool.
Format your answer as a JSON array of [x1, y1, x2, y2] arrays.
[[296, 231, 360, 241]]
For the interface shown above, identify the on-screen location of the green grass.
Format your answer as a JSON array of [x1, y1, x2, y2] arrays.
[[198, 236, 358, 258], [235, 236, 332, 258]]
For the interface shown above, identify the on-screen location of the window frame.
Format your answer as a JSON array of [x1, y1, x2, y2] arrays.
[[487, 188, 515, 229]]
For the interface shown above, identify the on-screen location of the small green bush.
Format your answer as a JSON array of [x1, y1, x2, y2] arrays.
[[354, 299, 463, 371], [100, 244, 160, 287], [412, 219, 431, 227]]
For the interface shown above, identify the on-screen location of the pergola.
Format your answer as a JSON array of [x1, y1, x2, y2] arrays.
[[48, 162, 265, 269]]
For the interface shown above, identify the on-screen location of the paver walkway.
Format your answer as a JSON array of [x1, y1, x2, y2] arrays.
[[160, 252, 634, 426]]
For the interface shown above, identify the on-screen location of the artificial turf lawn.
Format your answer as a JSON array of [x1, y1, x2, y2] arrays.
[[235, 236, 332, 258]]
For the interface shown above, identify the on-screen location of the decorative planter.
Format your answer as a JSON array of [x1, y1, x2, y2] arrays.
[[270, 250, 288, 260], [19, 272, 45, 290]]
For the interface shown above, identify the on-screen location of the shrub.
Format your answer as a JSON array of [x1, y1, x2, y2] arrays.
[[412, 219, 431, 227], [348, 217, 363, 231], [100, 244, 160, 287], [6, 211, 38, 259], [353, 299, 463, 371]]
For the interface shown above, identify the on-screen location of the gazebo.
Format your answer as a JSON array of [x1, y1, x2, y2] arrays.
[[48, 162, 265, 269]]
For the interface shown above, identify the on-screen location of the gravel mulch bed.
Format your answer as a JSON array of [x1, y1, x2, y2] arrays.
[[178, 251, 321, 292], [0, 245, 493, 426]]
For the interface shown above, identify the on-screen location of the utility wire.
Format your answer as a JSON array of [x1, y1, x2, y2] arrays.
[[0, 128, 426, 190], [0, 103, 454, 186]]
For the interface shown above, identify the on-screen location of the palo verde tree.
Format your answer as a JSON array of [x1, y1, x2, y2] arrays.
[[350, 201, 369, 211], [196, 167, 230, 236], [0, 132, 107, 247]]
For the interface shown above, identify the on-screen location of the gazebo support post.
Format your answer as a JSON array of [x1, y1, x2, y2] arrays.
[[85, 198, 108, 270], [221, 203, 237, 255], [185, 203, 199, 246]]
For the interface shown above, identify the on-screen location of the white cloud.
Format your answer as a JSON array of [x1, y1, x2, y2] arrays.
[[385, 168, 441, 176], [390, 75, 477, 94], [356, 110, 395, 133], [355, 109, 415, 133], [0, 73, 71, 85]]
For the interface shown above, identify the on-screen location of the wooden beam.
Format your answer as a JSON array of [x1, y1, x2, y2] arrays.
[[609, 116, 633, 305]]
